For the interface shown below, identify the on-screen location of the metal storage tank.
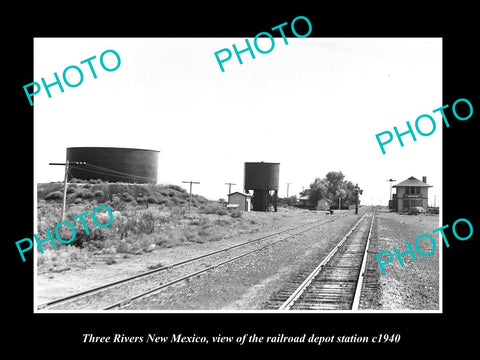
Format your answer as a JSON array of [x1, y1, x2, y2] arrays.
[[244, 162, 280, 190], [244, 162, 280, 212], [66, 147, 159, 183]]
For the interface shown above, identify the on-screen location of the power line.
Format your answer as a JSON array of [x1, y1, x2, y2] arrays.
[[75, 165, 153, 182], [80, 163, 154, 181], [49, 161, 86, 221]]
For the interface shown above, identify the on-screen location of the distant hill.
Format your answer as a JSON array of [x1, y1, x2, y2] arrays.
[[37, 179, 210, 208]]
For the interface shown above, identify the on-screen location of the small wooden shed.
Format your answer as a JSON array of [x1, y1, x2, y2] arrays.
[[227, 192, 252, 211], [317, 198, 332, 210]]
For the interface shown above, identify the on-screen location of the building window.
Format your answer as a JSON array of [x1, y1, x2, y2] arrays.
[[406, 187, 421, 195]]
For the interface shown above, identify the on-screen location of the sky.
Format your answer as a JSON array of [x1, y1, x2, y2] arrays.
[[34, 37, 442, 206]]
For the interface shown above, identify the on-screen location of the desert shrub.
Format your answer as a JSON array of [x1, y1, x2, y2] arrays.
[[123, 194, 134, 202], [183, 229, 199, 242], [214, 218, 232, 226], [45, 191, 63, 200], [94, 190, 104, 198], [199, 204, 228, 216], [158, 198, 169, 205], [72, 227, 106, 248], [147, 195, 158, 204], [198, 227, 213, 238], [116, 241, 130, 254], [191, 216, 212, 227], [230, 209, 243, 218], [166, 184, 187, 193], [77, 189, 94, 199]]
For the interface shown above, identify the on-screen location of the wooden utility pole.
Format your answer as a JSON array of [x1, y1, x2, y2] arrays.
[[286, 183, 291, 198], [225, 182, 236, 197], [182, 180, 200, 210], [49, 161, 86, 221]]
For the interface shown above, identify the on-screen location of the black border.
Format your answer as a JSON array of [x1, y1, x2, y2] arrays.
[[7, 4, 478, 355]]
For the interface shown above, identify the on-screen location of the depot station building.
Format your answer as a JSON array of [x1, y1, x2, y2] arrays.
[[389, 176, 432, 212]]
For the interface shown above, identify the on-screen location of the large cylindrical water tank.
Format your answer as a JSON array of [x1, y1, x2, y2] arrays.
[[244, 162, 280, 191], [66, 147, 159, 183]]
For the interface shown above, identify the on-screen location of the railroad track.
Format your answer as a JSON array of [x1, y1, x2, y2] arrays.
[[267, 206, 375, 311], [38, 212, 349, 311]]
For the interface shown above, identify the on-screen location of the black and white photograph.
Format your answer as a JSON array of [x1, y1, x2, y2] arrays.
[[7, 5, 478, 354], [32, 37, 442, 313]]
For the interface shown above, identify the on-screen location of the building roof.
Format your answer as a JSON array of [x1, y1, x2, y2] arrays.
[[392, 176, 432, 188], [228, 191, 252, 197]]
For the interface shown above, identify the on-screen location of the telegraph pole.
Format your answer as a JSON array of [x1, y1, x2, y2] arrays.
[[49, 161, 86, 221], [183, 180, 200, 210], [225, 182, 236, 198], [286, 183, 291, 198]]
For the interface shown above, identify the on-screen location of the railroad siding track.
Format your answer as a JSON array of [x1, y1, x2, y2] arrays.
[[267, 207, 375, 311], [38, 213, 348, 311]]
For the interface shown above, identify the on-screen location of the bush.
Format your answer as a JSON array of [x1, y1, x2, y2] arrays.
[[199, 204, 228, 216], [77, 189, 94, 199], [230, 209, 243, 218], [45, 191, 63, 200], [214, 218, 232, 226], [166, 184, 187, 193], [147, 195, 158, 204], [121, 192, 134, 202]]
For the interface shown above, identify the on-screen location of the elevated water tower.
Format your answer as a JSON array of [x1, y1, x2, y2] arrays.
[[244, 162, 280, 212]]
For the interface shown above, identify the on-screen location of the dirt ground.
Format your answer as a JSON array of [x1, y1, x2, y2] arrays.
[[361, 207, 440, 311]]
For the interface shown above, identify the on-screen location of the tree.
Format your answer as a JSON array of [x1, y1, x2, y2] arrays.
[[304, 171, 361, 208], [324, 171, 345, 201], [278, 195, 298, 207], [308, 177, 328, 205]]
